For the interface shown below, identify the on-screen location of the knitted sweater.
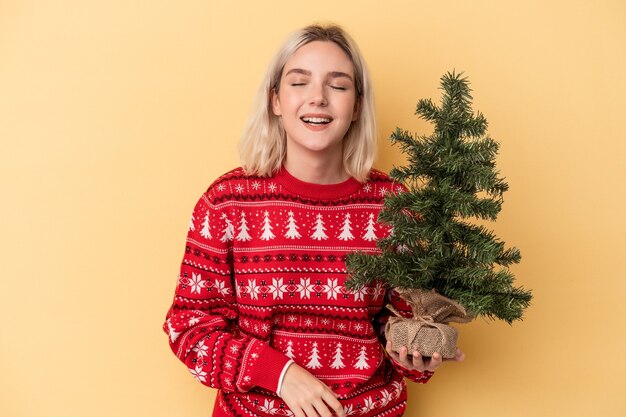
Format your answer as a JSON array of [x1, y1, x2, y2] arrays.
[[164, 167, 433, 417]]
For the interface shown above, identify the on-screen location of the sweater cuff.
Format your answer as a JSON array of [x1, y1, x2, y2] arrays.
[[245, 341, 292, 393], [276, 360, 295, 396], [390, 357, 434, 384]]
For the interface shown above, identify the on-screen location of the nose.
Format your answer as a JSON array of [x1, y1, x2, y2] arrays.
[[309, 82, 327, 106]]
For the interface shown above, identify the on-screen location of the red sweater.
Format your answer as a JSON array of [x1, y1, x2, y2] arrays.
[[164, 167, 433, 417]]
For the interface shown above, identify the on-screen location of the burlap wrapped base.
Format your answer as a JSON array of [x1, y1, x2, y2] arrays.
[[386, 316, 459, 358], [384, 288, 472, 359]]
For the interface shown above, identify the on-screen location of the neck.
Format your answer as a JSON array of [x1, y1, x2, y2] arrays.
[[283, 153, 349, 184]]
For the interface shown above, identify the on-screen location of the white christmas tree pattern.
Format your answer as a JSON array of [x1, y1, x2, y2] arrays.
[[200, 212, 212, 239], [362, 213, 378, 241], [189, 213, 196, 232], [260, 211, 275, 240], [236, 212, 252, 241], [330, 342, 345, 369], [285, 340, 295, 360], [311, 213, 328, 240], [306, 342, 322, 369], [220, 213, 235, 242], [167, 320, 181, 343], [338, 213, 355, 241], [354, 346, 370, 370], [284, 210, 301, 239]]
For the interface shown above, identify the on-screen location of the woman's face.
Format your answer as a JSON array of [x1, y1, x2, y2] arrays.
[[272, 41, 360, 160]]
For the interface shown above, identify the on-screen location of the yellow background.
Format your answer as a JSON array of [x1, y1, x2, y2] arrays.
[[1, 1, 625, 416]]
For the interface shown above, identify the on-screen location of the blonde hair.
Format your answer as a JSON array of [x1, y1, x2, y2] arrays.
[[238, 23, 377, 182]]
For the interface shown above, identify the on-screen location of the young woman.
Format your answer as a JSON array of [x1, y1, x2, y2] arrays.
[[164, 24, 464, 417]]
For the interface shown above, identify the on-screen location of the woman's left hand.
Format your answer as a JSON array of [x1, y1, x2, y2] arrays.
[[385, 340, 465, 373]]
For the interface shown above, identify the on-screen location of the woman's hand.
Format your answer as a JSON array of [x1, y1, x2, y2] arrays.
[[385, 340, 465, 373], [279, 362, 345, 417]]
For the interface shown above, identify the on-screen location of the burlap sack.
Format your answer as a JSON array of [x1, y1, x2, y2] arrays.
[[385, 288, 472, 359]]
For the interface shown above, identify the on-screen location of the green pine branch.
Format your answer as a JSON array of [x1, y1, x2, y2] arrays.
[[346, 71, 532, 324]]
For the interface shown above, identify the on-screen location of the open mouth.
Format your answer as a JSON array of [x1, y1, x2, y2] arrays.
[[301, 116, 332, 126]]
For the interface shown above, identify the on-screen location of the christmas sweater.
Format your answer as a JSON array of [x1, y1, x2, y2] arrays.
[[164, 167, 433, 417]]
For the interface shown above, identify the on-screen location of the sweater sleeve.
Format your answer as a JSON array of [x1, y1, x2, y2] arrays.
[[163, 190, 291, 394], [373, 288, 434, 384]]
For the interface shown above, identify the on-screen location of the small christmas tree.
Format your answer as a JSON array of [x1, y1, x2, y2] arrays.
[[346, 71, 532, 356]]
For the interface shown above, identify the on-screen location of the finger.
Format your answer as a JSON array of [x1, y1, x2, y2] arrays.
[[398, 346, 409, 366], [427, 352, 443, 372], [287, 404, 306, 417], [386, 341, 400, 361], [301, 404, 319, 417], [311, 400, 333, 417], [411, 350, 426, 371], [442, 348, 465, 362], [322, 390, 345, 417], [389, 351, 400, 362]]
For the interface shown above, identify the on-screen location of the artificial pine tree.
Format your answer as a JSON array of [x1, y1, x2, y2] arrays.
[[346, 71, 532, 358]]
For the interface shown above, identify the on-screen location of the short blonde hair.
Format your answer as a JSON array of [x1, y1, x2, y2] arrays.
[[238, 23, 377, 183]]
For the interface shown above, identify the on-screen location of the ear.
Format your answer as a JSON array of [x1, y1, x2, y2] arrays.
[[271, 88, 282, 117], [352, 95, 362, 122]]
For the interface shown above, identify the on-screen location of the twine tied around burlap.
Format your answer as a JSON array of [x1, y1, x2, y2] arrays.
[[385, 288, 473, 359]]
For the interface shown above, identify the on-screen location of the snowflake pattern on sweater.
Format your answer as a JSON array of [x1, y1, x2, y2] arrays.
[[164, 167, 433, 417]]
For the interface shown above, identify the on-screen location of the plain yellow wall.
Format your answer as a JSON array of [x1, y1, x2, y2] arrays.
[[1, 1, 625, 416]]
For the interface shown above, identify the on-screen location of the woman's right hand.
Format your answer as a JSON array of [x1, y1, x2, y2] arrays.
[[279, 363, 345, 417]]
